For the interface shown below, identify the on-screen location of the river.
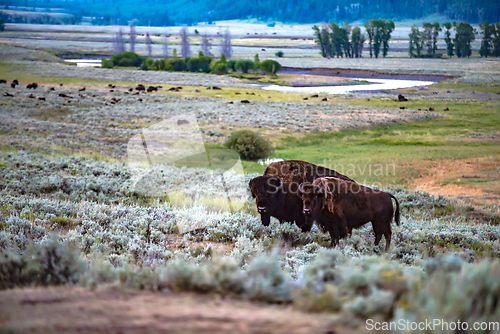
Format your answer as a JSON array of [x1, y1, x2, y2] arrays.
[[65, 59, 435, 93]]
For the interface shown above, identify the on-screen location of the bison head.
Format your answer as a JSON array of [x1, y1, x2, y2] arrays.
[[298, 182, 324, 218], [249, 175, 284, 226]]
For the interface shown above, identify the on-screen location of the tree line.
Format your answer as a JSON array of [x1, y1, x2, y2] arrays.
[[409, 20, 500, 58], [102, 51, 282, 75], [313, 19, 394, 58], [0, 11, 82, 25], [6, 0, 499, 26], [105, 25, 282, 75]]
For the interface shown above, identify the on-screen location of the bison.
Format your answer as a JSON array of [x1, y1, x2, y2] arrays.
[[27, 83, 38, 89], [299, 177, 400, 251], [136, 84, 146, 91], [147, 86, 157, 92], [249, 160, 354, 232]]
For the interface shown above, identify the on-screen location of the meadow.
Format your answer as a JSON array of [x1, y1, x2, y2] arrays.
[[0, 30, 499, 333]]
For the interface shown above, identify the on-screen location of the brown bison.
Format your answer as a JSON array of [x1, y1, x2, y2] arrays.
[[249, 160, 354, 232], [299, 177, 400, 251], [27, 83, 38, 89]]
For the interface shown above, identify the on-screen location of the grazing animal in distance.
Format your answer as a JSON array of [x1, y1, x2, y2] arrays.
[[398, 94, 408, 102], [299, 177, 400, 251], [136, 84, 145, 91], [147, 86, 157, 92], [249, 160, 354, 232], [0, 79, 6, 84], [27, 83, 38, 89]]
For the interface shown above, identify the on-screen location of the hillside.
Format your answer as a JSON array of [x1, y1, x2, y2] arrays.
[[0, 0, 499, 26]]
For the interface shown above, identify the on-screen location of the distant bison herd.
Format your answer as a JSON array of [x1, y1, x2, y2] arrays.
[[249, 160, 400, 251]]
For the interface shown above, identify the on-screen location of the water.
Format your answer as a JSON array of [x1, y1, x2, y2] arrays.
[[65, 59, 435, 93], [260, 78, 435, 94], [64, 59, 102, 67]]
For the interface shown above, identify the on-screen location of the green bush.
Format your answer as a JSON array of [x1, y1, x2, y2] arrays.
[[260, 59, 282, 74], [199, 55, 212, 73], [211, 60, 229, 75], [228, 59, 237, 71], [0, 236, 86, 289], [101, 58, 113, 69], [165, 58, 187, 71], [275, 51, 284, 57], [224, 130, 272, 160], [158, 59, 166, 70], [413, 53, 443, 58], [235, 59, 254, 73], [140, 58, 154, 70], [187, 58, 201, 72], [110, 52, 142, 67]]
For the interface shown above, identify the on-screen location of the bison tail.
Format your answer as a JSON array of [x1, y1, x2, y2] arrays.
[[390, 194, 400, 226]]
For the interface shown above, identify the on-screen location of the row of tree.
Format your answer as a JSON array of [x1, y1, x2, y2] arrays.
[[102, 51, 282, 75], [112, 24, 233, 60], [11, 0, 499, 26], [313, 19, 394, 58], [0, 11, 82, 25], [409, 20, 500, 58]]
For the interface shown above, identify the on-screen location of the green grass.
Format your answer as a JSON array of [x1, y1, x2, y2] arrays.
[[431, 82, 500, 94], [241, 97, 500, 187]]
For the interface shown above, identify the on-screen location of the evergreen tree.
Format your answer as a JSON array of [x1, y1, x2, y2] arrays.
[[340, 22, 352, 58], [351, 26, 365, 58], [312, 25, 326, 58], [220, 28, 232, 59], [443, 22, 454, 57], [453, 21, 476, 58], [409, 24, 424, 57], [372, 20, 383, 58], [423, 22, 433, 53], [432, 22, 441, 53], [364, 21, 375, 58], [493, 23, 500, 57], [479, 20, 493, 57], [162, 33, 169, 59], [180, 26, 190, 58], [330, 22, 342, 58], [320, 24, 332, 58], [254, 53, 260, 71], [381, 20, 395, 57], [201, 33, 213, 57], [145, 32, 152, 58], [129, 22, 136, 53]]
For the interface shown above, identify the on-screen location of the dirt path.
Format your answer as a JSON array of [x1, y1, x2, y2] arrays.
[[0, 287, 361, 334], [413, 156, 500, 207]]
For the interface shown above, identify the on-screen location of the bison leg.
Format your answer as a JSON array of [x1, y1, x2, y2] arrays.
[[261, 214, 271, 226], [373, 231, 382, 247], [297, 217, 313, 232], [384, 230, 392, 252]]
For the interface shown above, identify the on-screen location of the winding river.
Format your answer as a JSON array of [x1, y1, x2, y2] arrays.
[[65, 59, 435, 93], [260, 78, 435, 94]]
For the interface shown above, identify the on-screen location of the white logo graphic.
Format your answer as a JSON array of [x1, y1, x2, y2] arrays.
[[127, 112, 247, 233]]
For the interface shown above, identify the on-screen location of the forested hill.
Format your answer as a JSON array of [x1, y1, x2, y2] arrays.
[[2, 0, 500, 26]]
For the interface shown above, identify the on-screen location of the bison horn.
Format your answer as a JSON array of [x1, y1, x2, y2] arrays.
[[298, 182, 304, 193]]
